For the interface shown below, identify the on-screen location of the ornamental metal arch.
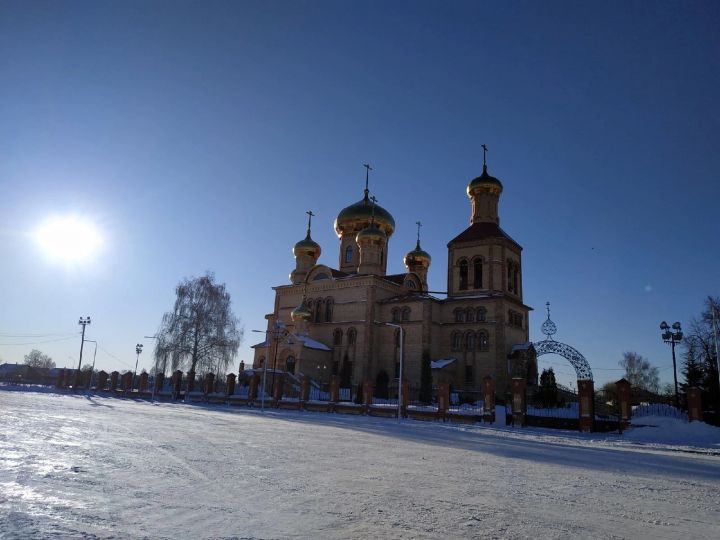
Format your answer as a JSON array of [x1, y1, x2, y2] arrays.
[[532, 303, 594, 381]]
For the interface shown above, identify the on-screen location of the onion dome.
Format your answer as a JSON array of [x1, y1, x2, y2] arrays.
[[335, 190, 395, 237], [356, 222, 387, 244], [293, 232, 321, 259], [467, 164, 503, 198], [291, 297, 312, 322], [404, 240, 431, 269]]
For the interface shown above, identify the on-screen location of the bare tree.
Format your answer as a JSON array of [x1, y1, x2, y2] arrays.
[[23, 349, 55, 369], [619, 351, 659, 393], [155, 272, 243, 376]]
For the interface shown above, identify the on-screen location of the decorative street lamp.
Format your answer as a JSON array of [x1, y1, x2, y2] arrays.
[[660, 321, 683, 408], [252, 322, 295, 411], [133, 343, 143, 391], [75, 316, 91, 389]]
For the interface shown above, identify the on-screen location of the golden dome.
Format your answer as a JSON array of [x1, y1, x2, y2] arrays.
[[335, 191, 395, 238], [467, 165, 503, 198], [356, 222, 387, 245], [293, 233, 321, 259], [404, 240, 431, 269], [291, 298, 312, 322]]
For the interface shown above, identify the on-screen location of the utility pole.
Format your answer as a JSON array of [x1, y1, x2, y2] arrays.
[[75, 317, 91, 389], [133, 343, 143, 391]]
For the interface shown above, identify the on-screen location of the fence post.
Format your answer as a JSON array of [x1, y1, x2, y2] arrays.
[[511, 377, 527, 427], [203, 373, 215, 397], [110, 371, 119, 391], [226, 373, 236, 397], [687, 387, 703, 422], [171, 370, 182, 399], [154, 373, 164, 394], [139, 372, 149, 393], [329, 375, 340, 402], [437, 382, 450, 421], [248, 373, 259, 403], [615, 378, 631, 428], [577, 379, 595, 432], [362, 380, 374, 414], [97, 370, 108, 391], [483, 376, 496, 423], [186, 370, 196, 394], [300, 375, 310, 406], [56, 368, 65, 389], [273, 373, 285, 404], [401, 380, 410, 418]]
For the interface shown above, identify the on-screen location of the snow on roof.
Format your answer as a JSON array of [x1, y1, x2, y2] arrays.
[[251, 341, 269, 349], [431, 358, 456, 369], [295, 334, 331, 351], [511, 342, 533, 353]]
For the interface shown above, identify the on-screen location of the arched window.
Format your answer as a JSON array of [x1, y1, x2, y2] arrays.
[[478, 331, 489, 352], [392, 308, 400, 322], [466, 332, 476, 351], [454, 309, 466, 323], [347, 327, 357, 345], [404, 280, 417, 290], [473, 258, 483, 289], [451, 331, 462, 351], [333, 328, 343, 346], [380, 250, 384, 265], [314, 299, 323, 323], [477, 307, 487, 322], [459, 259, 468, 290], [313, 273, 330, 281], [513, 267, 519, 294], [325, 297, 333, 323], [285, 356, 296, 374], [507, 261, 516, 293], [258, 356, 265, 367], [345, 245, 353, 263], [466, 308, 475, 323], [401, 307, 410, 321]]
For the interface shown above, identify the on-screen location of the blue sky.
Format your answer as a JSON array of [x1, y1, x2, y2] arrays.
[[1, 0, 718, 388]]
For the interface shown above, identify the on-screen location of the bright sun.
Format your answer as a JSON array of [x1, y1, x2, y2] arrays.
[[35, 216, 103, 263]]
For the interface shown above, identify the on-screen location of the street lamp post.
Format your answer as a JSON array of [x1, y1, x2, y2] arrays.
[[375, 321, 404, 421], [133, 343, 143, 391], [75, 317, 91, 389], [660, 321, 683, 408], [252, 322, 294, 412]]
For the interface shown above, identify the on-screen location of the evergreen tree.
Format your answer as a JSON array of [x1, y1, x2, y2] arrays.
[[681, 342, 704, 391], [419, 350, 433, 404], [536, 367, 558, 408]]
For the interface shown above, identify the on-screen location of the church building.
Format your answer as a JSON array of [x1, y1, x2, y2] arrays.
[[252, 155, 536, 398]]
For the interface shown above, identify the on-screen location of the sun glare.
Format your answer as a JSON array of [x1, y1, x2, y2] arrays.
[[35, 216, 103, 263]]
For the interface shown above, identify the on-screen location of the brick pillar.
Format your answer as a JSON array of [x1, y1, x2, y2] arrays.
[[483, 376, 496, 423], [56, 369, 65, 389], [171, 370, 182, 398], [110, 371, 119, 391], [121, 372, 131, 391], [511, 377, 527, 427], [62, 369, 71, 388], [248, 373, 259, 402], [139, 372, 149, 393], [437, 382, 450, 419], [329, 375, 340, 402], [186, 371, 195, 393], [687, 387, 703, 422], [226, 373, 236, 396], [362, 380, 374, 414], [154, 373, 164, 393], [97, 371, 108, 391], [273, 373, 285, 403], [401, 380, 410, 418], [300, 375, 310, 402], [203, 373, 215, 396], [615, 378, 631, 426], [577, 379, 595, 432]]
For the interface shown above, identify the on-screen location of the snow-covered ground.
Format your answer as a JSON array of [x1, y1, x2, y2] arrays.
[[1, 390, 719, 539]]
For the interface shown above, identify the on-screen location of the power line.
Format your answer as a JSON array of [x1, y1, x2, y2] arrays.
[[0, 331, 80, 338], [0, 334, 81, 346]]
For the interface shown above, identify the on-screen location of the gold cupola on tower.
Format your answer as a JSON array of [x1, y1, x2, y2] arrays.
[[334, 164, 395, 273], [404, 221, 431, 291], [467, 144, 503, 225], [290, 210, 321, 284], [291, 296, 313, 322]]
